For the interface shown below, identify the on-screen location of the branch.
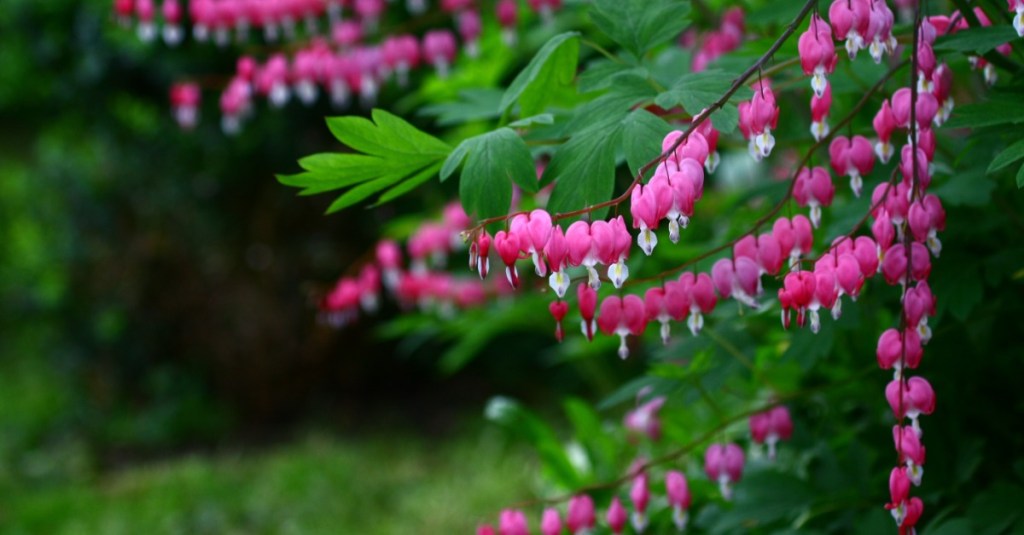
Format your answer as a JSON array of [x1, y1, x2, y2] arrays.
[[627, 60, 908, 286], [467, 0, 820, 233], [504, 365, 875, 510]]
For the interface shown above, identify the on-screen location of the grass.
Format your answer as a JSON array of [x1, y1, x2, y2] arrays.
[[0, 330, 537, 534], [0, 429, 535, 534]]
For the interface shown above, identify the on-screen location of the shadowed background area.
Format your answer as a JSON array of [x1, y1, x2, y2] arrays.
[[0, 1, 562, 531]]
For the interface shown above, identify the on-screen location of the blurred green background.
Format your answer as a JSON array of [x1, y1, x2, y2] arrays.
[[0, 0, 552, 531]]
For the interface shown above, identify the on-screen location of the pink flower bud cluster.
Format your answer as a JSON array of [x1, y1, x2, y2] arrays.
[[114, 0, 185, 45], [477, 474, 676, 535], [210, 32, 435, 133], [134, 0, 560, 132], [319, 202, 505, 326], [631, 128, 713, 254], [684, 8, 745, 73]]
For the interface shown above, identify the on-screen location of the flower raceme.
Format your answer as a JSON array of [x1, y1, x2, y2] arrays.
[[296, 3, 983, 529]]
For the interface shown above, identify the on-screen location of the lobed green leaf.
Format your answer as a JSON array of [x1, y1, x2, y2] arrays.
[[589, 0, 692, 58], [934, 25, 1019, 54], [499, 32, 581, 117], [987, 138, 1024, 175]]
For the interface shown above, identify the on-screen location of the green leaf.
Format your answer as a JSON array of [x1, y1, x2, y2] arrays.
[[374, 162, 443, 206], [508, 113, 555, 128], [281, 109, 450, 211], [485, 397, 582, 488], [499, 32, 580, 117], [647, 47, 692, 88], [621, 109, 673, 176], [945, 264, 983, 322], [1018, 164, 1024, 189], [449, 128, 536, 219], [578, 60, 648, 93], [326, 109, 449, 157], [419, 88, 504, 126], [988, 138, 1024, 174], [934, 25, 1019, 54], [933, 167, 995, 207], [710, 471, 815, 532], [925, 519, 973, 535], [945, 97, 1024, 129], [325, 175, 403, 214], [559, 82, 654, 138], [589, 0, 692, 58], [654, 70, 749, 134], [543, 126, 621, 220], [563, 398, 617, 473]]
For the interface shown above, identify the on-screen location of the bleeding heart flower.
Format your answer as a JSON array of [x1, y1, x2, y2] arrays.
[[793, 166, 835, 228], [704, 443, 745, 500], [798, 14, 837, 97], [578, 283, 598, 342], [749, 405, 794, 460], [566, 495, 595, 535], [666, 470, 692, 530], [629, 472, 650, 533], [498, 509, 529, 535], [606, 497, 628, 535], [886, 376, 936, 434], [540, 508, 562, 535], [549, 300, 569, 342], [597, 294, 648, 359], [876, 328, 923, 378]]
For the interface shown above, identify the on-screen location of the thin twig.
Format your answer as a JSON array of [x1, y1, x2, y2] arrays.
[[506, 366, 875, 509], [627, 60, 908, 286], [467, 0, 821, 233]]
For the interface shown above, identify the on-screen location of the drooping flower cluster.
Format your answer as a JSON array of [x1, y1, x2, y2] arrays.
[[319, 202, 506, 326], [292, 2, 1018, 531], [684, 7, 746, 72], [117, 0, 565, 133], [477, 400, 798, 533]]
